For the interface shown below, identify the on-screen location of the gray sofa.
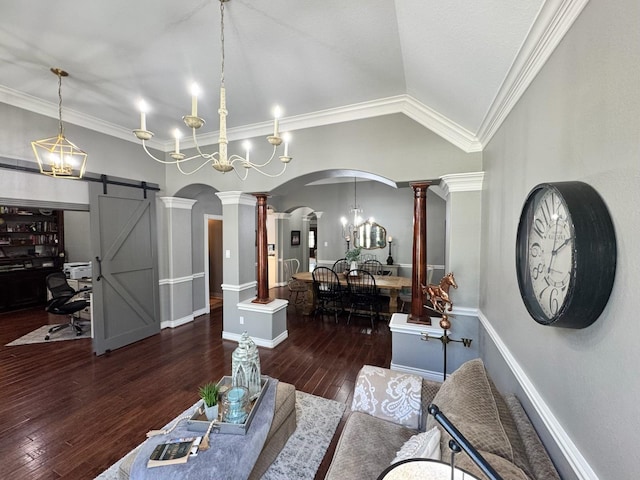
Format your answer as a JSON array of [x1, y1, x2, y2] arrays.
[[325, 359, 560, 480]]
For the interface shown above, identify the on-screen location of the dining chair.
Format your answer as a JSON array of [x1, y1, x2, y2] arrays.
[[283, 258, 307, 309], [345, 269, 382, 330], [312, 266, 344, 323], [332, 258, 349, 275], [362, 259, 385, 275]]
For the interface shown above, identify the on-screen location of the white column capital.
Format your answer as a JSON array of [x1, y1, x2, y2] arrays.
[[439, 172, 485, 197], [160, 197, 197, 210], [215, 191, 257, 206]]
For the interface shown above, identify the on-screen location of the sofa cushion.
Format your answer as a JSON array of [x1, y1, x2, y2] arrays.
[[489, 383, 533, 478], [390, 426, 441, 465], [324, 411, 416, 480], [426, 358, 514, 463], [456, 450, 532, 480], [352, 365, 422, 429]]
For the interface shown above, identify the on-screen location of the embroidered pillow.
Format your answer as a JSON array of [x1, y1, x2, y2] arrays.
[[351, 365, 422, 429], [390, 426, 441, 465]]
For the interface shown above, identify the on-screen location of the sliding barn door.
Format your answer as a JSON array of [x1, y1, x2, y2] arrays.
[[89, 183, 160, 355]]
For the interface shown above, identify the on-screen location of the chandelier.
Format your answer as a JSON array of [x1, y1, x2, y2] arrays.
[[31, 68, 88, 179], [133, 0, 292, 180], [340, 178, 366, 249]]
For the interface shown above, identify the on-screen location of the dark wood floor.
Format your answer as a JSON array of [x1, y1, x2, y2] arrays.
[[0, 287, 392, 479]]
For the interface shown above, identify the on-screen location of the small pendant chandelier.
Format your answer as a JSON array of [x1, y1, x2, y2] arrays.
[[340, 177, 364, 248], [31, 68, 88, 179], [133, 0, 292, 180], [231, 332, 262, 400]]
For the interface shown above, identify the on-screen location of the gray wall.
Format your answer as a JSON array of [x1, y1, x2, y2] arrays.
[[273, 182, 446, 272], [479, 1, 639, 478]]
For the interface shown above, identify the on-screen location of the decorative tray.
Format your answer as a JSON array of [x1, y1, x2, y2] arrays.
[[187, 375, 269, 435]]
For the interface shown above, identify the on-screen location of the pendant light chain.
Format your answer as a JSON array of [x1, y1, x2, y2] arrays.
[[220, 0, 225, 86], [57, 71, 65, 138]]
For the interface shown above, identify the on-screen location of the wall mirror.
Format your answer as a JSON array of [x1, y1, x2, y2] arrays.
[[354, 220, 387, 249]]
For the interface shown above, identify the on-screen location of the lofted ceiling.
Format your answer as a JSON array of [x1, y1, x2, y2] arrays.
[[0, 1, 585, 154]]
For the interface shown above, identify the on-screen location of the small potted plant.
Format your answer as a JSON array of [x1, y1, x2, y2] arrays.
[[199, 381, 220, 421], [345, 247, 362, 275]]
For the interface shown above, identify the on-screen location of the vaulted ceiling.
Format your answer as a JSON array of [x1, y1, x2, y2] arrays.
[[0, 1, 584, 153]]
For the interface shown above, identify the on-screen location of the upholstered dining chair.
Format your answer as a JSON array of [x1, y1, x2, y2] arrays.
[[346, 269, 382, 330], [283, 258, 307, 309], [312, 266, 344, 323]]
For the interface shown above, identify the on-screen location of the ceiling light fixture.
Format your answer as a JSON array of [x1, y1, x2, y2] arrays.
[[133, 0, 292, 180], [31, 68, 88, 179]]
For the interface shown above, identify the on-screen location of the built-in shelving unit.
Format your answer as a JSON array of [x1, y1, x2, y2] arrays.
[[0, 206, 64, 312]]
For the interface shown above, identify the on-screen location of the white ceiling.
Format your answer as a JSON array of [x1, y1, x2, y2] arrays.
[[0, 1, 585, 153]]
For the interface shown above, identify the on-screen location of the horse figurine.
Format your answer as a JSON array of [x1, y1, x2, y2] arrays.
[[422, 272, 458, 313]]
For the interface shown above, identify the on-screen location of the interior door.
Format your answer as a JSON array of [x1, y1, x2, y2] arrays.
[[89, 183, 160, 355]]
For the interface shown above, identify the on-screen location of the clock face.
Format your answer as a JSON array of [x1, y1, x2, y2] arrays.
[[526, 187, 574, 320], [516, 181, 616, 328]]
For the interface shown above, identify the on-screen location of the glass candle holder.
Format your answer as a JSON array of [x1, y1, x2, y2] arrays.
[[221, 386, 249, 424]]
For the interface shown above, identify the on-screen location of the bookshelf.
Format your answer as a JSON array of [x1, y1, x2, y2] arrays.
[[0, 206, 65, 311]]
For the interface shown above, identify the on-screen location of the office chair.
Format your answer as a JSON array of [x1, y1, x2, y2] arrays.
[[44, 272, 91, 341]]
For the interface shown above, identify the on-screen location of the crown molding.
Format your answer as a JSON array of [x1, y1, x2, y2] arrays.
[[476, 0, 589, 147], [401, 96, 483, 153], [0, 85, 165, 151]]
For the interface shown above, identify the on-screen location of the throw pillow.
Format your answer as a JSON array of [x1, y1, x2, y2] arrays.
[[390, 426, 441, 465], [352, 365, 422, 429], [426, 358, 514, 463]]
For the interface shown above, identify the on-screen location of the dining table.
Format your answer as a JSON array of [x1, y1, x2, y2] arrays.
[[291, 271, 412, 317]]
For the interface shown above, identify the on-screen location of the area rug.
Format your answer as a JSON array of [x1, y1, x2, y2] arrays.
[[5, 324, 91, 346], [94, 391, 346, 480]]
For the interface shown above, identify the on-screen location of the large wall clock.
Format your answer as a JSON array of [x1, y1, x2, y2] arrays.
[[515, 181, 616, 328]]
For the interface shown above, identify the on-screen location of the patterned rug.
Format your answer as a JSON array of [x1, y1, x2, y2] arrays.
[[5, 323, 91, 346], [95, 391, 346, 480]]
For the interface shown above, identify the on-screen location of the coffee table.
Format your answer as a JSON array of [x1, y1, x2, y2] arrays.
[[117, 382, 296, 480]]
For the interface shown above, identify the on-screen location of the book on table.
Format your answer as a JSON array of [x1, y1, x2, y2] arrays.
[[147, 437, 201, 468]]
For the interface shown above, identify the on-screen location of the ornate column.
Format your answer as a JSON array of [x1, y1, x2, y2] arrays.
[[253, 193, 271, 304], [409, 182, 432, 324]]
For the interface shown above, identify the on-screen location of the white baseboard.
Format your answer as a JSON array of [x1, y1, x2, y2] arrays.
[[390, 362, 444, 383], [193, 306, 208, 318], [222, 329, 289, 349], [478, 309, 597, 480], [161, 314, 194, 329]]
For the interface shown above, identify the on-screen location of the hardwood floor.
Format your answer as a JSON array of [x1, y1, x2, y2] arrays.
[[0, 287, 392, 479]]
